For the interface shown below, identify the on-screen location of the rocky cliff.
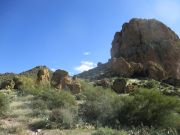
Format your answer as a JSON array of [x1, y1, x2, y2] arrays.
[[78, 18, 180, 82], [111, 18, 180, 79]]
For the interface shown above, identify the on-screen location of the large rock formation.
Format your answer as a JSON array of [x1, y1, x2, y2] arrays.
[[111, 18, 180, 80], [36, 68, 50, 85], [51, 69, 81, 94]]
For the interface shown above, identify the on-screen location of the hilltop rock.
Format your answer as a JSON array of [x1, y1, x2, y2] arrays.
[[20, 66, 53, 79], [51, 69, 69, 89], [36, 68, 50, 85], [51, 69, 81, 94], [111, 18, 180, 80]]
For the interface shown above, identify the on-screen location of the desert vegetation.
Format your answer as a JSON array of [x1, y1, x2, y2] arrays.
[[0, 76, 179, 135]]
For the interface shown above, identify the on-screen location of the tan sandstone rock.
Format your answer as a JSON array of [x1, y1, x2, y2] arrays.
[[36, 68, 50, 85], [51, 70, 81, 94]]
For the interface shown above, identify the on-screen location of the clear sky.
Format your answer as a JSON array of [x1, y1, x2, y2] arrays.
[[1, 0, 180, 74]]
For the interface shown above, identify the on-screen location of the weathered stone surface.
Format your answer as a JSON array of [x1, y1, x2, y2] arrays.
[[111, 18, 180, 80], [110, 57, 133, 77], [129, 62, 145, 77], [146, 61, 167, 81], [36, 68, 50, 85], [51, 69, 69, 89], [51, 69, 81, 94]]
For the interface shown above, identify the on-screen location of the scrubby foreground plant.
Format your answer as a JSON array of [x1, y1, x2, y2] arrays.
[[81, 85, 180, 133], [0, 92, 9, 116]]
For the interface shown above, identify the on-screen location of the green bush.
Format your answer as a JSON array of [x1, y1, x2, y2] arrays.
[[81, 85, 180, 131], [117, 88, 180, 127], [48, 108, 77, 129], [0, 93, 9, 116], [38, 90, 76, 109], [81, 86, 120, 127], [143, 80, 159, 89], [13, 76, 36, 95]]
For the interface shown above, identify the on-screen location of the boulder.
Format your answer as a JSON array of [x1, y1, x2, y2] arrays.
[[51, 69, 69, 89], [146, 61, 167, 81], [51, 69, 81, 94], [111, 18, 180, 80], [36, 68, 50, 85], [94, 79, 111, 88], [129, 62, 145, 77], [0, 79, 15, 90], [110, 57, 133, 77], [112, 78, 127, 94]]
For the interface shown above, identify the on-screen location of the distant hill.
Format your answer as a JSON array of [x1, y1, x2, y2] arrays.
[[0, 66, 54, 85], [76, 63, 113, 80], [19, 66, 53, 79]]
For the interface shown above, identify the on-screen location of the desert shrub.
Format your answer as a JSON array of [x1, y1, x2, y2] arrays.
[[0, 79, 15, 90], [143, 79, 159, 89], [29, 120, 49, 130], [116, 88, 180, 128], [48, 108, 77, 129], [30, 98, 48, 117], [0, 93, 9, 116], [92, 128, 127, 135], [13, 76, 36, 95], [38, 90, 76, 109], [112, 78, 127, 94], [81, 86, 120, 127], [30, 107, 78, 130], [81, 85, 180, 131]]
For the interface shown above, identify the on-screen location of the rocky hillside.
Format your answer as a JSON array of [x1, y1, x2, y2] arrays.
[[78, 18, 180, 84], [0, 66, 53, 87], [20, 66, 53, 79]]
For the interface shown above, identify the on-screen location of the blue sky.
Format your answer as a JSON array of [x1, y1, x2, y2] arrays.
[[1, 0, 180, 74]]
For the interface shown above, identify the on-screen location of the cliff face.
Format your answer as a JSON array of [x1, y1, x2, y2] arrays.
[[111, 18, 180, 79]]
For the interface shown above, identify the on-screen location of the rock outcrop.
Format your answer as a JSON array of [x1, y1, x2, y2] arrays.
[[36, 68, 50, 85], [110, 57, 133, 77], [111, 18, 180, 80], [51, 69, 81, 94]]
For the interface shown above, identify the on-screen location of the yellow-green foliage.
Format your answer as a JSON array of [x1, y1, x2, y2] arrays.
[[13, 76, 35, 94], [81, 84, 180, 130], [0, 93, 9, 116]]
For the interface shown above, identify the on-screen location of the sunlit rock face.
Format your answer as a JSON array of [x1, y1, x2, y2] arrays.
[[111, 18, 180, 79]]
